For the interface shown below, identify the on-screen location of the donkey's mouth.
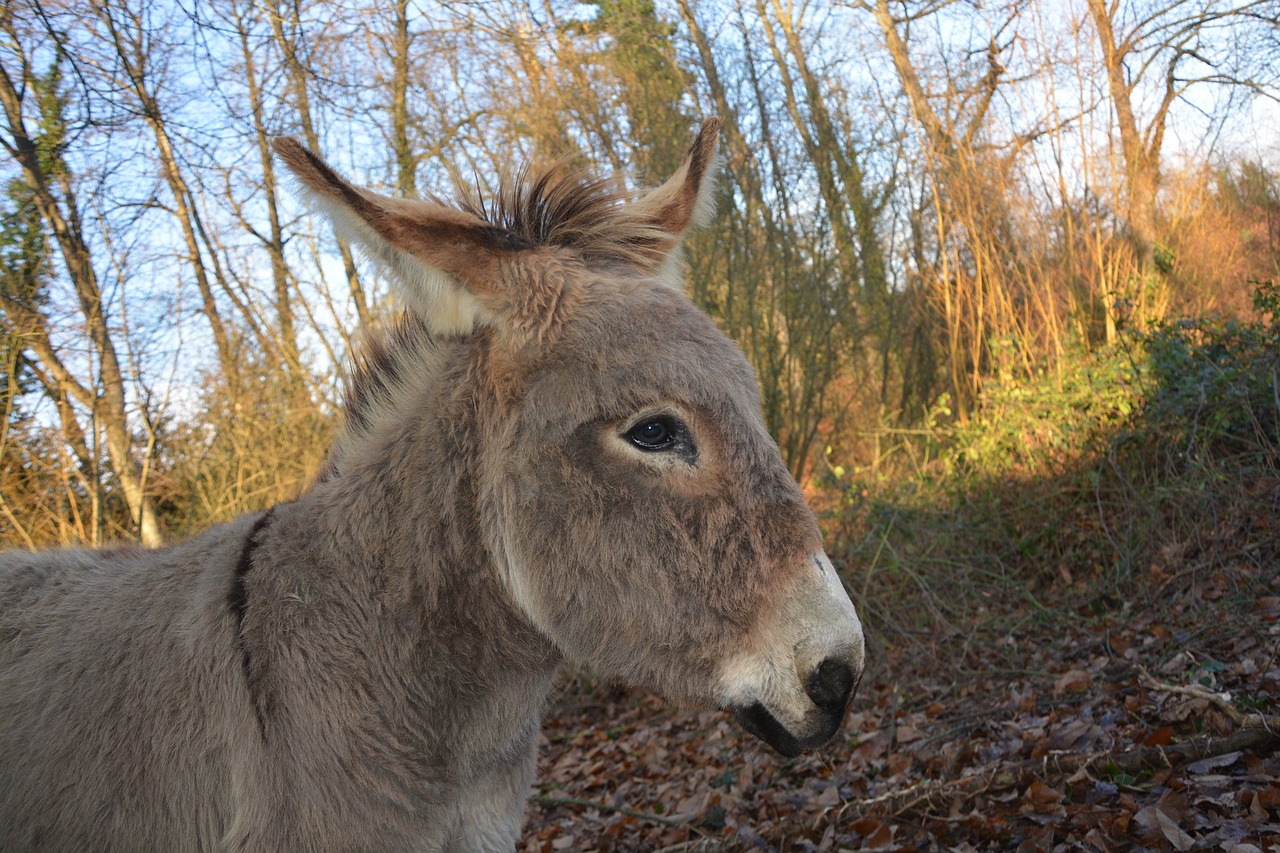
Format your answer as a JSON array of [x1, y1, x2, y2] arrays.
[[732, 702, 843, 758]]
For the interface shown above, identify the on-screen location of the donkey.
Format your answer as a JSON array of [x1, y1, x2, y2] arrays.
[[0, 119, 865, 852]]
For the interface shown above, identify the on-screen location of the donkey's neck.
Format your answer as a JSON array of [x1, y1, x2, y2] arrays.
[[248, 382, 562, 796]]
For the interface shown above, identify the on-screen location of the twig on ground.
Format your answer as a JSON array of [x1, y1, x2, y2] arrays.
[[1135, 663, 1257, 727], [531, 795, 692, 828]]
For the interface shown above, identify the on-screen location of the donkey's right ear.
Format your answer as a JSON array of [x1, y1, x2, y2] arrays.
[[273, 137, 528, 337], [626, 118, 722, 290]]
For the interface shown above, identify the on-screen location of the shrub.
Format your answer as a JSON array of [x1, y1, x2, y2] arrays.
[[1137, 280, 1280, 458]]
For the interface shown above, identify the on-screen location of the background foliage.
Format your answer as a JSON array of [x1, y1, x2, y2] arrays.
[[0, 0, 1276, 547]]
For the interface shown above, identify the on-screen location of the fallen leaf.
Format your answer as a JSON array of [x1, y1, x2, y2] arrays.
[[1256, 783, 1280, 811], [894, 724, 923, 743], [1155, 808, 1196, 851], [1159, 652, 1193, 676], [1047, 717, 1105, 751], [1053, 669, 1092, 693], [814, 784, 841, 808], [1025, 778, 1063, 805]]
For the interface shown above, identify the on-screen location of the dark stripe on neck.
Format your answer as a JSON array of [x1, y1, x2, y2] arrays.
[[231, 507, 276, 737]]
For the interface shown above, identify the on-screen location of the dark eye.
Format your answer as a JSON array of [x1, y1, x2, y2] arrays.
[[627, 416, 680, 451]]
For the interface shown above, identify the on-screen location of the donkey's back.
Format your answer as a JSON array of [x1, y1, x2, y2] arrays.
[[0, 515, 261, 851]]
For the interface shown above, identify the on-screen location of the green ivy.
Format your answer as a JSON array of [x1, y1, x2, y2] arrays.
[[1139, 285, 1280, 456]]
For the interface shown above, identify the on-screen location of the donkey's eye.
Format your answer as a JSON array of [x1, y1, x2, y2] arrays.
[[627, 416, 681, 451]]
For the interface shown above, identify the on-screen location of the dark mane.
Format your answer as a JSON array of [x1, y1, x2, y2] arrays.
[[322, 313, 439, 479], [343, 313, 430, 436]]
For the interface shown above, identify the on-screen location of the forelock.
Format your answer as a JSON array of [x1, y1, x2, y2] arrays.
[[453, 163, 668, 270]]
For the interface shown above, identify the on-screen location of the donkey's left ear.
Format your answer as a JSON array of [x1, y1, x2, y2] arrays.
[[630, 118, 722, 288]]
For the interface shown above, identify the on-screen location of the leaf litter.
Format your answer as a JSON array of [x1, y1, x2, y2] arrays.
[[521, 554, 1280, 851]]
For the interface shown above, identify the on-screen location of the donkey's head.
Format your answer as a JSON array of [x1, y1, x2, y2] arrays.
[[274, 121, 864, 757]]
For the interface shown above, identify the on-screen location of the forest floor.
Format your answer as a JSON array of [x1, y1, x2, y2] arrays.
[[520, 540, 1280, 851]]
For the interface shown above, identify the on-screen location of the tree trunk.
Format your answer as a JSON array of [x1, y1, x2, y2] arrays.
[[0, 62, 161, 545], [1086, 0, 1160, 278], [390, 0, 417, 198], [234, 0, 303, 375], [92, 2, 244, 386], [269, 0, 371, 330]]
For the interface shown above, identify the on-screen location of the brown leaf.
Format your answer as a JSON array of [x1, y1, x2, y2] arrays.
[[851, 818, 895, 849], [1053, 669, 1092, 693], [1047, 717, 1105, 752], [1024, 778, 1064, 806], [1133, 804, 1163, 835], [886, 752, 912, 777], [1154, 808, 1196, 851], [814, 784, 841, 808], [1108, 633, 1134, 656], [894, 724, 924, 744], [1083, 827, 1113, 852], [857, 729, 891, 762], [1159, 652, 1193, 676], [1255, 783, 1280, 812], [1254, 597, 1280, 621], [1248, 790, 1268, 821]]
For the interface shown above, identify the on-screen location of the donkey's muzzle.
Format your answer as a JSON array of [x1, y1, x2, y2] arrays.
[[733, 702, 805, 758], [732, 657, 860, 757], [732, 697, 848, 759], [806, 657, 858, 713]]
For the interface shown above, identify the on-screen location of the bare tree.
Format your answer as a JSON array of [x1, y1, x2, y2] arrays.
[[675, 0, 877, 480], [86, 0, 246, 387], [267, 0, 371, 329], [0, 16, 161, 544], [1085, 0, 1279, 283], [847, 0, 1070, 417]]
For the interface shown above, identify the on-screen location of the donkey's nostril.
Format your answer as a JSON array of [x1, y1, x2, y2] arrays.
[[806, 657, 857, 712]]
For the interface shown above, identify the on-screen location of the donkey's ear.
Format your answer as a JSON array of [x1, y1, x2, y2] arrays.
[[629, 118, 722, 289], [273, 137, 532, 337]]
